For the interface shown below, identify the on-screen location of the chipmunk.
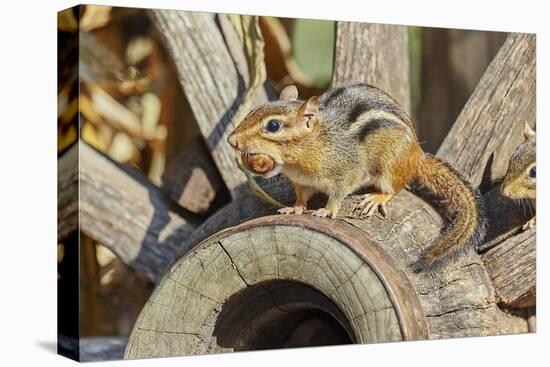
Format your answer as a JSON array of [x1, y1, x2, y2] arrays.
[[227, 83, 487, 271], [500, 123, 536, 230]]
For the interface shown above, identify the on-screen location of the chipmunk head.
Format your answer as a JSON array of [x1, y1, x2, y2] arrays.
[[501, 122, 536, 200], [227, 85, 321, 178]]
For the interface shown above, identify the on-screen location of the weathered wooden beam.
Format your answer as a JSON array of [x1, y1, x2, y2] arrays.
[[332, 22, 411, 112], [437, 33, 536, 186], [161, 147, 224, 214], [482, 228, 535, 308], [58, 144, 78, 240], [149, 10, 268, 197], [149, 10, 243, 196], [433, 33, 536, 309], [59, 142, 200, 282]]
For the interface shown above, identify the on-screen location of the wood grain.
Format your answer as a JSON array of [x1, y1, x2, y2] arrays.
[[125, 217, 414, 358], [76, 142, 199, 282], [434, 32, 536, 310], [125, 191, 526, 359], [482, 228, 536, 308], [437, 33, 536, 186], [332, 22, 411, 113], [161, 148, 224, 214], [58, 144, 78, 240], [338, 193, 526, 338], [150, 10, 268, 197]]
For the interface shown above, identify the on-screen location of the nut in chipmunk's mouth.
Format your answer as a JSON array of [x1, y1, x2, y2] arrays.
[[241, 152, 282, 178]]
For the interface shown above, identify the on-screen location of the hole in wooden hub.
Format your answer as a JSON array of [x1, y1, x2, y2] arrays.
[[212, 280, 355, 350]]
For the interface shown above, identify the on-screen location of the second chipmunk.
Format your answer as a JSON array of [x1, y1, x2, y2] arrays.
[[227, 83, 487, 271], [500, 123, 536, 230]]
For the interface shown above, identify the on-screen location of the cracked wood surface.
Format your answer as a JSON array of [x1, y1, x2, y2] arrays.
[[477, 185, 536, 309], [482, 228, 536, 308], [437, 33, 536, 186], [435, 32, 536, 311], [125, 218, 405, 358], [58, 142, 223, 282], [126, 190, 526, 358], [338, 194, 526, 338], [479, 187, 536, 310]]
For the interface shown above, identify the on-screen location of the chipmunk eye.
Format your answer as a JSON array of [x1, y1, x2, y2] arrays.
[[266, 119, 282, 133], [529, 166, 536, 179]]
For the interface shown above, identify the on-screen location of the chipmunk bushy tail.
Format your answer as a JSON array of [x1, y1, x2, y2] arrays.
[[412, 154, 487, 272]]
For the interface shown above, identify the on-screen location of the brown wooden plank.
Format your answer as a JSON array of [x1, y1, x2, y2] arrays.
[[332, 22, 411, 113], [161, 147, 224, 215], [157, 60, 227, 215], [437, 33, 536, 186], [58, 144, 78, 240], [150, 10, 268, 197], [482, 228, 536, 308], [70, 142, 200, 282]]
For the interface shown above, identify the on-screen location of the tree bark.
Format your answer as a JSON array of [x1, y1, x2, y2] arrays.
[[332, 22, 411, 113]]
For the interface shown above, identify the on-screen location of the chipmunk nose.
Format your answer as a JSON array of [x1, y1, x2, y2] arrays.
[[227, 134, 239, 149]]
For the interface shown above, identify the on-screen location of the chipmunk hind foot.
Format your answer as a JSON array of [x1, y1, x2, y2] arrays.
[[352, 193, 393, 217]]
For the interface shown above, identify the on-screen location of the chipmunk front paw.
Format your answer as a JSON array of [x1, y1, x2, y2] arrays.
[[522, 216, 536, 230], [278, 206, 305, 215], [311, 207, 338, 219]]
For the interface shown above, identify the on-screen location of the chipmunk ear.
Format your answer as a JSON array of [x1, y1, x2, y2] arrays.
[[298, 96, 319, 130], [279, 85, 298, 101], [523, 122, 535, 141]]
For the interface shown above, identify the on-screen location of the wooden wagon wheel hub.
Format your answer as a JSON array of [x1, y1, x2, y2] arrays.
[[124, 188, 528, 359], [125, 214, 429, 357]]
